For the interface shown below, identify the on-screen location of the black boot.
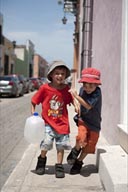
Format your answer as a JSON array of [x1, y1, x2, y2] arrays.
[[55, 163, 65, 178], [67, 147, 81, 165], [70, 160, 83, 175], [35, 155, 47, 175]]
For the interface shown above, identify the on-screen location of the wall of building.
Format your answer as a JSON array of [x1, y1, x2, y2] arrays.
[[0, 13, 3, 74], [1, 37, 16, 75], [92, 0, 122, 144], [33, 54, 48, 78], [14, 47, 28, 76]]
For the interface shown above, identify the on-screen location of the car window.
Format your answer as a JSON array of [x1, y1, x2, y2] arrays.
[[0, 76, 12, 81]]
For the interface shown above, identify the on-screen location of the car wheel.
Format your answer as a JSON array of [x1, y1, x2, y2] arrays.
[[20, 89, 24, 96], [13, 90, 19, 97]]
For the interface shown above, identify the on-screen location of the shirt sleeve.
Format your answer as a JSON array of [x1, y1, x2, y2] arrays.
[[31, 86, 44, 104], [63, 85, 73, 105]]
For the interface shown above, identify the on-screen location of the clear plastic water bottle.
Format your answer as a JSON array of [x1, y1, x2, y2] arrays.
[[24, 112, 45, 144]]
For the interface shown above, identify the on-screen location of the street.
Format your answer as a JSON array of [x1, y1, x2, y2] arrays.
[[0, 91, 41, 189]]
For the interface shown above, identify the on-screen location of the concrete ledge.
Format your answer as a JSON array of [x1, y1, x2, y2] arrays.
[[96, 145, 128, 192], [118, 124, 128, 153]]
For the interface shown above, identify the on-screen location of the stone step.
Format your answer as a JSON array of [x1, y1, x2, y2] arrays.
[[96, 145, 128, 192]]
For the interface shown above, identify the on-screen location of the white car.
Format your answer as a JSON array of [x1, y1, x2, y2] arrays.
[[0, 75, 24, 97]]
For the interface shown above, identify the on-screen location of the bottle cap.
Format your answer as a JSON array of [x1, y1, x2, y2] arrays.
[[33, 112, 39, 116]]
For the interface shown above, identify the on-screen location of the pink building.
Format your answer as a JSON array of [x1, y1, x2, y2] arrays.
[[71, 0, 127, 191], [76, 0, 127, 150], [33, 54, 49, 78]]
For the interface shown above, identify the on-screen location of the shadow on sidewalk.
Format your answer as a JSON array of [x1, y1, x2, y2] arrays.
[[30, 163, 98, 177], [80, 164, 98, 177]]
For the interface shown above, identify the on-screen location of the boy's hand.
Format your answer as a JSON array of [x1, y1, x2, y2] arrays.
[[74, 104, 80, 114], [69, 89, 78, 98], [31, 102, 36, 115], [69, 89, 80, 114], [73, 98, 80, 114]]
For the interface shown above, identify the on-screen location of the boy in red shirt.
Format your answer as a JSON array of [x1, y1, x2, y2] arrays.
[[31, 60, 78, 178]]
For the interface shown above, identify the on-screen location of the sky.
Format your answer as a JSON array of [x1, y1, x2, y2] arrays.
[[0, 0, 75, 69]]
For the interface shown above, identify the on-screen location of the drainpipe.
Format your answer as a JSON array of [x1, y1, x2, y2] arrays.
[[81, 0, 94, 70]]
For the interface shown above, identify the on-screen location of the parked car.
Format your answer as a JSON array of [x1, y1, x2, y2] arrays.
[[40, 77, 48, 84], [28, 78, 35, 92], [12, 74, 30, 94], [0, 75, 24, 97], [16, 74, 27, 94], [24, 77, 36, 93], [29, 78, 42, 90]]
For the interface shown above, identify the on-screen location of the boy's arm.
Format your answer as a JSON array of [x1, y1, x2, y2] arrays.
[[69, 89, 92, 110], [72, 98, 80, 114], [31, 102, 36, 114], [75, 95, 92, 110]]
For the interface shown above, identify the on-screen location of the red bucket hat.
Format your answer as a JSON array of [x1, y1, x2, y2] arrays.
[[79, 68, 101, 85]]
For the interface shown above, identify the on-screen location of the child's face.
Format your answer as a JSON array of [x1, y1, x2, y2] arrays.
[[50, 67, 67, 85], [83, 82, 97, 94]]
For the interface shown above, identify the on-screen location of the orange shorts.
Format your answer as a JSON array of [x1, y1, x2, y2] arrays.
[[76, 120, 99, 154]]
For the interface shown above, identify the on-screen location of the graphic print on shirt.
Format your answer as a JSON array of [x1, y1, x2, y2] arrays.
[[48, 95, 64, 118]]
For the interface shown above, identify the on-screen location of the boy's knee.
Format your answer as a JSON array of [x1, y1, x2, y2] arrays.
[[40, 143, 53, 151], [82, 145, 96, 154]]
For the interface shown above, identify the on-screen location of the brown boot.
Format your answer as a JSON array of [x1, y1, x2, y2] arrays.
[[67, 147, 81, 165], [70, 160, 83, 175], [55, 163, 65, 178], [35, 155, 47, 175]]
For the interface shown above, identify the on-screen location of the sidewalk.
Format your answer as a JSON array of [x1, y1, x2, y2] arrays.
[[1, 105, 106, 192]]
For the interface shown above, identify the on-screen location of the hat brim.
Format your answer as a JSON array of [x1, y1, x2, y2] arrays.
[[47, 62, 70, 81], [78, 77, 101, 85]]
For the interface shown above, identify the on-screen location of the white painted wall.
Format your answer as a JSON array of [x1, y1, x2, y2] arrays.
[[92, 0, 122, 144]]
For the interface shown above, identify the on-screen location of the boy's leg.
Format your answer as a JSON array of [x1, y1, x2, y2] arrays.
[[70, 152, 87, 175], [67, 120, 87, 165], [70, 159, 83, 175], [67, 146, 81, 165], [55, 149, 65, 178], [78, 152, 87, 162], [35, 150, 47, 175], [57, 149, 64, 164], [35, 125, 54, 175], [70, 130, 99, 175], [55, 133, 71, 178]]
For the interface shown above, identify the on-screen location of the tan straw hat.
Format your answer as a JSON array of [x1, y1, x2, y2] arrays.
[[47, 60, 70, 81]]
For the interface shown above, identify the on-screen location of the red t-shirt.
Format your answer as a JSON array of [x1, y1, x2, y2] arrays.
[[31, 83, 73, 134]]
